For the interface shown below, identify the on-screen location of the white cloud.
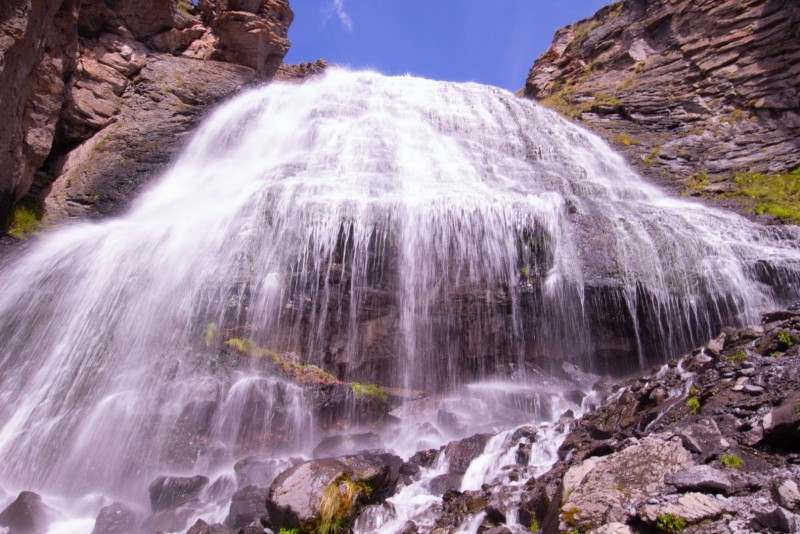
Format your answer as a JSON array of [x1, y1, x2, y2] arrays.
[[326, 0, 354, 32]]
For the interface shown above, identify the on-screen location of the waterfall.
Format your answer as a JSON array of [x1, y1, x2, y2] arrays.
[[0, 68, 799, 527]]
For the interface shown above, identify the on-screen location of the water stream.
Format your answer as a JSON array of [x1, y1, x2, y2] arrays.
[[0, 69, 799, 532]]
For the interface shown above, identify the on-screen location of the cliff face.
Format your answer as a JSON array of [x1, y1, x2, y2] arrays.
[[525, 0, 800, 203], [0, 0, 294, 230]]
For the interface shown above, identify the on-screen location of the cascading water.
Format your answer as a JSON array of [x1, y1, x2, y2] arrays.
[[0, 68, 799, 532]]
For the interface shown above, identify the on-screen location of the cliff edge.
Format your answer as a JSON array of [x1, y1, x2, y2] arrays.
[[524, 0, 800, 219]]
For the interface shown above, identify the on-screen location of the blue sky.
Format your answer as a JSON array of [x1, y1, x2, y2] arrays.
[[284, 1, 612, 92]]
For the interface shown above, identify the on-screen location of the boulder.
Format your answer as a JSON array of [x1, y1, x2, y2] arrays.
[[0, 491, 53, 534], [637, 492, 731, 525], [234, 456, 293, 489], [149, 474, 209, 512], [674, 417, 729, 462], [444, 433, 493, 475], [186, 519, 232, 534], [665, 465, 735, 494], [772, 478, 800, 512], [266, 452, 402, 531], [754, 506, 800, 533], [91, 501, 137, 534], [760, 395, 800, 449], [558, 437, 692, 530], [225, 485, 269, 529]]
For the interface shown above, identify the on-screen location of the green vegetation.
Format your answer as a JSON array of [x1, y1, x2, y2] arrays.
[[613, 133, 638, 146], [724, 168, 800, 223], [539, 83, 587, 119], [726, 350, 747, 363], [224, 337, 338, 384], [777, 329, 794, 349], [592, 93, 621, 108], [350, 383, 388, 403], [720, 453, 743, 470], [6, 199, 44, 239], [318, 474, 371, 534], [529, 517, 541, 532], [656, 513, 687, 533], [205, 322, 218, 347], [278, 529, 299, 534], [686, 396, 701, 415], [561, 506, 582, 527]]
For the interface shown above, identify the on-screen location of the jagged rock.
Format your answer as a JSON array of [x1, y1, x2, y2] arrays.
[[275, 59, 329, 82], [558, 437, 692, 530], [428, 474, 462, 496], [674, 417, 729, 462], [266, 452, 402, 531], [588, 523, 633, 534], [760, 395, 800, 449], [225, 485, 269, 529], [149, 474, 209, 512], [0, 491, 53, 534], [638, 492, 731, 524], [524, 0, 800, 218], [93, 33, 147, 77], [91, 501, 137, 534], [0, 0, 79, 227], [753, 506, 800, 533], [186, 519, 232, 534], [665, 465, 735, 494], [772, 478, 800, 512], [77, 0, 195, 39], [444, 433, 493, 475]]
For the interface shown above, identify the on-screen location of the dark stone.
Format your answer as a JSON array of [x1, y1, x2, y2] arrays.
[[428, 474, 462, 496], [444, 433, 493, 475], [0, 491, 52, 534], [754, 506, 798, 533], [149, 474, 209, 512], [140, 507, 197, 534], [224, 485, 269, 529], [312, 432, 384, 458], [186, 518, 232, 534], [91, 501, 137, 534]]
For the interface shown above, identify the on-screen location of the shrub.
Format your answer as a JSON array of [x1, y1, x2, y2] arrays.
[[686, 396, 700, 415], [7, 200, 43, 239], [726, 350, 747, 363], [777, 329, 793, 349], [656, 513, 687, 532], [720, 453, 742, 469], [350, 383, 388, 403]]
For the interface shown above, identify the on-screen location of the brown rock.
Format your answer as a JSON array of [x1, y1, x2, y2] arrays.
[[0, 0, 79, 227], [524, 0, 800, 216]]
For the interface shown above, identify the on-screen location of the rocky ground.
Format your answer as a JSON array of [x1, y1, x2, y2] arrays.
[[3, 308, 800, 533], [524, 0, 800, 218]]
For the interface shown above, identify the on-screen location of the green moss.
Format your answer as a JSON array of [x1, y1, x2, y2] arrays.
[[686, 396, 701, 415], [225, 337, 256, 354], [613, 133, 638, 146], [205, 322, 218, 347], [224, 337, 338, 384], [777, 329, 794, 349], [720, 453, 742, 469], [726, 350, 747, 363], [350, 383, 388, 403], [317, 474, 371, 534], [6, 199, 44, 239], [656, 513, 687, 532], [592, 93, 621, 107], [529, 517, 541, 532], [278, 530, 299, 534], [725, 169, 800, 223]]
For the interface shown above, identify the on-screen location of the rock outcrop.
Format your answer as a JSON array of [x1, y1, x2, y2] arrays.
[[524, 0, 800, 204], [0, 0, 294, 231]]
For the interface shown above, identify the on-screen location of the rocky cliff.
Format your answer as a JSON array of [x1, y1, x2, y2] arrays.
[[525, 0, 800, 217], [0, 0, 296, 232]]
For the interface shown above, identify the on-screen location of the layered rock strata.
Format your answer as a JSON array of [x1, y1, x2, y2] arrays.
[[525, 0, 800, 202], [0, 0, 294, 228]]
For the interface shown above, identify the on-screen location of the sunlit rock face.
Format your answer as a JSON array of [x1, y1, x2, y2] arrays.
[[0, 70, 799, 530]]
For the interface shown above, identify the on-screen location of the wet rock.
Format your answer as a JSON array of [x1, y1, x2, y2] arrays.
[[186, 519, 231, 534], [164, 399, 218, 469], [772, 478, 800, 512], [266, 452, 402, 531], [444, 433, 492, 475], [233, 456, 293, 489], [665, 465, 735, 494], [91, 501, 137, 534], [225, 485, 269, 529], [148, 474, 209, 512], [0, 491, 53, 534], [753, 506, 800, 533], [139, 507, 197, 534], [557, 437, 692, 530], [312, 432, 384, 458], [428, 474, 462, 496]]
